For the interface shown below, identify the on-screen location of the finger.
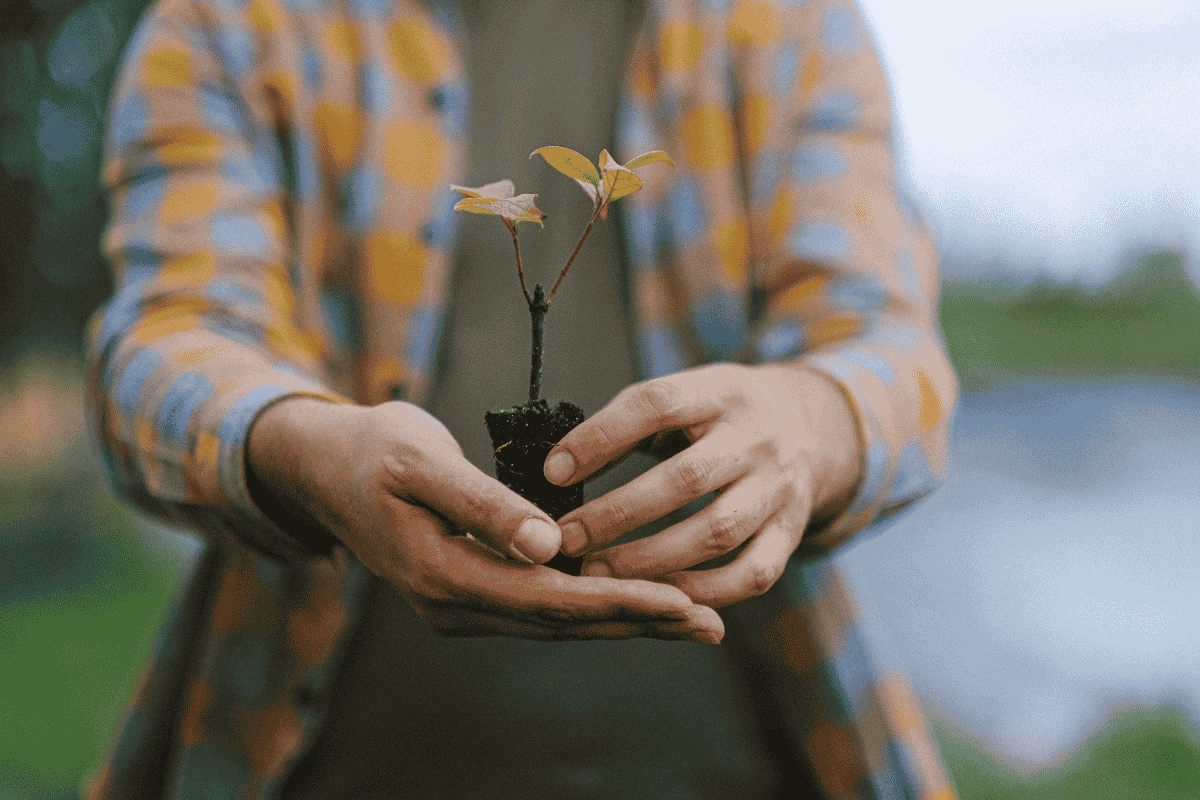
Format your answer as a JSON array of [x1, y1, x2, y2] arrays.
[[556, 426, 747, 556], [422, 518, 701, 621], [381, 448, 562, 565], [543, 373, 727, 487], [375, 500, 724, 640], [427, 603, 724, 643], [581, 472, 792, 578], [660, 512, 806, 609], [375, 498, 704, 630]]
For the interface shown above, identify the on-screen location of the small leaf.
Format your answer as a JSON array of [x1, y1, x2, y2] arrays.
[[450, 179, 515, 199], [531, 146, 600, 188], [623, 151, 676, 172], [598, 149, 643, 203], [453, 193, 545, 227]]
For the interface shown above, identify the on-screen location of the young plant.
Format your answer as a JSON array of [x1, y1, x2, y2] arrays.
[[451, 146, 674, 573]]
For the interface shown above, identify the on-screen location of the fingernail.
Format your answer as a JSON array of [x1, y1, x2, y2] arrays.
[[512, 518, 560, 564], [581, 560, 611, 579], [544, 450, 575, 485], [559, 521, 587, 555]]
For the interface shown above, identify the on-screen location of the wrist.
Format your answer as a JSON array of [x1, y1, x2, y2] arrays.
[[247, 395, 364, 554], [754, 361, 864, 522]]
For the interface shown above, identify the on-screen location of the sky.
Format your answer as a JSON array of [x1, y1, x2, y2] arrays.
[[859, 0, 1200, 280]]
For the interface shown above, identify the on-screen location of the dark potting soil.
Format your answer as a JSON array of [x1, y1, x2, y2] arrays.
[[484, 398, 585, 575]]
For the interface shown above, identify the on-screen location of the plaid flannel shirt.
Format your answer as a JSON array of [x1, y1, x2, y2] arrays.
[[86, 0, 959, 797]]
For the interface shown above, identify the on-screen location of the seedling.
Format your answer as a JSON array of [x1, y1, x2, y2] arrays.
[[452, 146, 674, 573]]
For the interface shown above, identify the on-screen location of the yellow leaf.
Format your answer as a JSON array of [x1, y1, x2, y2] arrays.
[[531, 146, 600, 187], [623, 150, 676, 171], [453, 194, 545, 227], [598, 149, 643, 203]]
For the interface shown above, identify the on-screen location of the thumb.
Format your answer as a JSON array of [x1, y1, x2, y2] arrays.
[[388, 450, 562, 564]]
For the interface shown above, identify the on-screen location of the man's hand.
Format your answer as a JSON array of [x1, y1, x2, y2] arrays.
[[248, 397, 723, 642], [543, 363, 863, 608]]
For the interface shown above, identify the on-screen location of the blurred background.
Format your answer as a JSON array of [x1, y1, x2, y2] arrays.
[[1, 0, 1198, 797]]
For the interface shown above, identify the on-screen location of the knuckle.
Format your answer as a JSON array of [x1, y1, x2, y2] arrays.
[[745, 559, 781, 597], [379, 449, 419, 495], [459, 482, 515, 543], [776, 477, 800, 508], [686, 578, 721, 608], [589, 416, 622, 452], [749, 437, 780, 464], [705, 510, 745, 555], [603, 498, 634, 532], [674, 454, 715, 497], [638, 379, 683, 424]]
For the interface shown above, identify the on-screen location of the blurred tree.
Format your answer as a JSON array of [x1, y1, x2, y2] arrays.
[[936, 704, 1200, 800], [0, 0, 154, 364]]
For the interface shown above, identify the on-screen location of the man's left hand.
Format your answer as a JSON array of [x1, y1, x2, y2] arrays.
[[543, 362, 862, 608]]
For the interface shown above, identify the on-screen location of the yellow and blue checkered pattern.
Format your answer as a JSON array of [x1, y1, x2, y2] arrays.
[[86, 0, 958, 797]]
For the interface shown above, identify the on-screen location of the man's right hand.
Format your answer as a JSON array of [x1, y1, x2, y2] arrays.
[[247, 397, 723, 643]]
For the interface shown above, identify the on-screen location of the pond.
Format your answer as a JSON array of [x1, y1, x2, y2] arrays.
[[839, 377, 1200, 768]]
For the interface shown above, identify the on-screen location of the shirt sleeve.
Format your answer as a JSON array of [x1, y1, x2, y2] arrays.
[[86, 0, 350, 562], [619, 0, 959, 558]]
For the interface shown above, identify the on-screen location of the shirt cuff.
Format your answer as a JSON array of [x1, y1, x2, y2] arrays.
[[196, 371, 354, 562], [791, 347, 897, 558]]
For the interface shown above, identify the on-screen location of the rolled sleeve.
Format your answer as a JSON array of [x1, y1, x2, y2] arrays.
[[744, 0, 958, 555], [87, 0, 350, 561], [620, 0, 959, 557]]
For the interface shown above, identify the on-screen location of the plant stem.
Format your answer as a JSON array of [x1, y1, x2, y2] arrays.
[[529, 283, 547, 403], [545, 202, 604, 307], [507, 219, 532, 305]]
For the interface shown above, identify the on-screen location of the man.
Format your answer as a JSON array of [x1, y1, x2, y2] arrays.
[[87, 0, 958, 797]]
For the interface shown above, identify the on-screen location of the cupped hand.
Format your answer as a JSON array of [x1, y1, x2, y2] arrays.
[[542, 363, 862, 609], [247, 397, 723, 642]]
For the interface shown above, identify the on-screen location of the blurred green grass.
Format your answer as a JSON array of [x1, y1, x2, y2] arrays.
[[941, 250, 1200, 394], [1, 534, 175, 799], [0, 358, 184, 800], [934, 704, 1200, 800]]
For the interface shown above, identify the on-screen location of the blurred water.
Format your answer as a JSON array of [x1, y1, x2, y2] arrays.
[[840, 378, 1200, 769]]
